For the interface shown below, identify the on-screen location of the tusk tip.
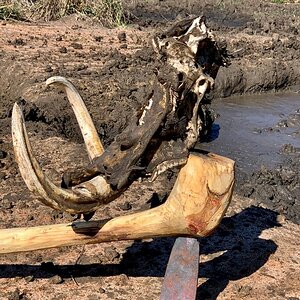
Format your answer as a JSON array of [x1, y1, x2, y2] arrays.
[[46, 76, 69, 87], [12, 101, 23, 117]]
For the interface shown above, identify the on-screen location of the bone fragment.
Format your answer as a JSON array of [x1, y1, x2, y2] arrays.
[[0, 153, 234, 254]]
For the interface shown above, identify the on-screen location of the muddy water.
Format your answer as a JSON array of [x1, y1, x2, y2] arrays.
[[199, 92, 300, 174]]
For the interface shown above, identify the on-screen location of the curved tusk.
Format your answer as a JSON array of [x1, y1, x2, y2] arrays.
[[12, 102, 61, 211], [12, 103, 115, 214], [46, 76, 104, 160]]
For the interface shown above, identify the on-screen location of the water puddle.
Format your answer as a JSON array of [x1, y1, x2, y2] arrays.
[[199, 92, 300, 173]]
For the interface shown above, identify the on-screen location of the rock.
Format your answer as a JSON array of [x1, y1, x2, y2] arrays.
[[77, 254, 102, 265], [0, 150, 7, 159], [59, 46, 67, 53], [45, 65, 53, 72], [70, 42, 83, 50], [117, 32, 126, 42], [6, 289, 23, 300], [95, 36, 103, 42], [277, 119, 288, 128], [281, 144, 300, 153], [1, 199, 14, 209], [24, 275, 34, 283], [105, 292, 115, 299], [49, 275, 64, 284], [76, 64, 88, 71], [104, 247, 120, 261], [87, 295, 100, 300], [10, 38, 26, 46], [119, 201, 132, 211]]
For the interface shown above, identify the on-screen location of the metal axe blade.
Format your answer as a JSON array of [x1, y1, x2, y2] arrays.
[[160, 237, 200, 300]]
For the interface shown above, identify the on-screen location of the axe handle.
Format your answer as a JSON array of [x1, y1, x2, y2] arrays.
[[0, 153, 234, 254], [0, 206, 170, 254]]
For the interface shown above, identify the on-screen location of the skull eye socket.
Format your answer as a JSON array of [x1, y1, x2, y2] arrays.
[[198, 79, 206, 86], [178, 72, 184, 82]]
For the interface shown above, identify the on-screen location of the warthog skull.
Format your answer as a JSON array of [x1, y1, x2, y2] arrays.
[[12, 16, 227, 215]]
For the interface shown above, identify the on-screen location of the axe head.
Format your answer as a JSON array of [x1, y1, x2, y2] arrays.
[[160, 237, 200, 300]]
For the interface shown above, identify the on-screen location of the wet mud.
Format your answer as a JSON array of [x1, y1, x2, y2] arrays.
[[239, 106, 300, 224], [201, 94, 300, 224]]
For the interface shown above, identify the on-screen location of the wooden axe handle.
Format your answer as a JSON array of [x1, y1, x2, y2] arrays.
[[0, 153, 234, 254]]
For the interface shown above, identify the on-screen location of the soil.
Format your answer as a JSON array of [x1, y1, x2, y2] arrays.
[[0, 1, 300, 299]]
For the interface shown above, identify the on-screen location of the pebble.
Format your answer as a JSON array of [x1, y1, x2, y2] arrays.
[[49, 275, 64, 284], [24, 275, 34, 283], [70, 42, 83, 49], [95, 36, 103, 42], [59, 46, 67, 53], [104, 247, 120, 261], [117, 32, 126, 42], [119, 201, 132, 211], [0, 150, 7, 159], [45, 65, 53, 72]]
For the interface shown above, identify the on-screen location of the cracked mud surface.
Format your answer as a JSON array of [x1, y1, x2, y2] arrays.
[[0, 1, 300, 299]]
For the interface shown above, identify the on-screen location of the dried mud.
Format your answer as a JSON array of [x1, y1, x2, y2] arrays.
[[0, 1, 300, 299]]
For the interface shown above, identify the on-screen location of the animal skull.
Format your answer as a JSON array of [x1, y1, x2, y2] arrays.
[[12, 16, 227, 215]]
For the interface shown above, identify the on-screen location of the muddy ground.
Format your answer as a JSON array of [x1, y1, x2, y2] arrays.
[[0, 0, 299, 299]]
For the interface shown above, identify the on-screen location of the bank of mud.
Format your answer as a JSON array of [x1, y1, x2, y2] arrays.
[[125, 0, 300, 97]]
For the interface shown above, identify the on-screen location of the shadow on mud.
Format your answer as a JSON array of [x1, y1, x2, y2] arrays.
[[196, 206, 280, 299], [0, 206, 279, 297]]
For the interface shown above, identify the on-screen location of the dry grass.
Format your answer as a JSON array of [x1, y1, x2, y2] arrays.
[[0, 0, 30, 21], [0, 0, 126, 26]]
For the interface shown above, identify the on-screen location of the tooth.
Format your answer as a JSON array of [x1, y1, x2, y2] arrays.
[[46, 76, 104, 160]]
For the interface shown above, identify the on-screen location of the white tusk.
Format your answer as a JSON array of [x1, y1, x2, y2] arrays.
[[12, 102, 61, 210], [11, 103, 114, 214], [46, 76, 104, 161]]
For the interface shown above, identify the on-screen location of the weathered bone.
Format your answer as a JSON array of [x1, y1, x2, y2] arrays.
[[0, 153, 234, 254]]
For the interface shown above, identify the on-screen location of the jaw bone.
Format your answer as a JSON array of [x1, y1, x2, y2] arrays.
[[11, 77, 118, 214]]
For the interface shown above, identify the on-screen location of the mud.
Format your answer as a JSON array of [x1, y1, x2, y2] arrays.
[[125, 0, 300, 97], [0, 0, 300, 299], [239, 154, 300, 224], [200, 93, 300, 224], [239, 106, 300, 224]]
